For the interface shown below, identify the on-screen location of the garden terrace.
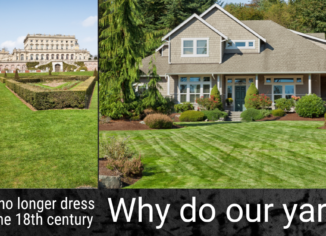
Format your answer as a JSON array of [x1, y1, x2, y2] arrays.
[[6, 76, 96, 110]]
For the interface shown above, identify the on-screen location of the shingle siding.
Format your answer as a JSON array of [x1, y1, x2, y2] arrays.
[[203, 8, 259, 54], [170, 18, 220, 64]]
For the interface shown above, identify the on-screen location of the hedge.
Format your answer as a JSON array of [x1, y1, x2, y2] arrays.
[[0, 77, 7, 83], [15, 76, 89, 83], [6, 76, 96, 110], [26, 62, 40, 70]]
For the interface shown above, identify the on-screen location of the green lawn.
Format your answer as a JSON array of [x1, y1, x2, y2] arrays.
[[0, 81, 98, 188], [100, 121, 326, 188]]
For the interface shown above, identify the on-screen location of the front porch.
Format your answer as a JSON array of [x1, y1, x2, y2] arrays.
[[167, 73, 326, 111]]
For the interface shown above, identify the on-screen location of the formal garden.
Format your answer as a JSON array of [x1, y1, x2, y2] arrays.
[[0, 70, 98, 188]]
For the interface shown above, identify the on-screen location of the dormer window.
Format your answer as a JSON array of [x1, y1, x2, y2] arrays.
[[226, 40, 255, 49], [181, 38, 209, 57]]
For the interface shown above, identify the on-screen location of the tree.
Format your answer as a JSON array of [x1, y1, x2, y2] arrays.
[[93, 68, 98, 78], [49, 68, 52, 76], [224, 3, 264, 20], [292, 0, 326, 33], [14, 70, 19, 80], [99, 0, 156, 119], [245, 83, 259, 109], [210, 84, 223, 110], [4, 71, 7, 78]]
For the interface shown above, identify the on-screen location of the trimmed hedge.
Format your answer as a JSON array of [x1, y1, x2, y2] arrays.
[[202, 109, 228, 121], [240, 108, 264, 122], [272, 109, 285, 117], [26, 62, 40, 70], [179, 110, 205, 122], [0, 77, 7, 83], [6, 76, 96, 110], [38, 62, 52, 70], [295, 94, 325, 118]]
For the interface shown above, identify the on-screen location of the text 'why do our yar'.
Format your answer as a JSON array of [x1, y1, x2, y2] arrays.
[[108, 197, 326, 229]]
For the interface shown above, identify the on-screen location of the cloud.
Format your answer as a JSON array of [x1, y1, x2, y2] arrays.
[[83, 36, 97, 42], [1, 36, 25, 52], [82, 16, 97, 27]]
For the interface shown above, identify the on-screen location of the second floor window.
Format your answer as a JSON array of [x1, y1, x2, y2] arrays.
[[181, 39, 208, 57]]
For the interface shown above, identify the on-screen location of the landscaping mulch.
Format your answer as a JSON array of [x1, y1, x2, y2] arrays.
[[258, 112, 325, 121], [99, 114, 183, 131], [99, 159, 141, 187]]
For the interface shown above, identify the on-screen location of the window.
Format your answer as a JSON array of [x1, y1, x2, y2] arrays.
[[41, 40, 43, 42], [266, 78, 271, 83], [226, 40, 255, 49], [274, 78, 294, 83], [249, 78, 253, 83], [46, 46, 48, 50], [52, 46, 54, 49], [56, 46, 58, 50], [71, 41, 73, 43], [181, 38, 208, 57], [66, 46, 68, 50], [41, 55, 44, 60], [227, 79, 232, 83], [297, 78, 302, 83], [36, 45, 38, 49], [30, 45, 33, 49], [41, 45, 43, 49], [61, 40, 63, 43], [227, 85, 232, 99], [51, 54, 54, 59], [273, 85, 294, 100], [46, 40, 48, 42], [179, 76, 211, 103], [235, 79, 246, 84], [71, 54, 74, 60], [36, 54, 39, 60], [31, 55, 33, 60], [61, 46, 63, 50], [66, 41, 68, 43], [21, 54, 24, 60], [36, 40, 38, 42], [30, 40, 33, 42]]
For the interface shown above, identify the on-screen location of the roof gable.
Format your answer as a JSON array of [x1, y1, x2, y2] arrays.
[[200, 4, 266, 43], [161, 14, 228, 41]]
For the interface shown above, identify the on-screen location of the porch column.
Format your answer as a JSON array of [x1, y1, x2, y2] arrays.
[[167, 75, 170, 95], [217, 75, 220, 93], [255, 74, 258, 89], [308, 74, 312, 94]]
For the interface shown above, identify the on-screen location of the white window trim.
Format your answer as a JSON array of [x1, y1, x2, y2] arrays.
[[226, 40, 255, 49], [181, 38, 209, 57], [178, 76, 212, 103], [264, 75, 303, 85], [225, 76, 255, 109], [132, 83, 148, 92], [272, 84, 296, 103]]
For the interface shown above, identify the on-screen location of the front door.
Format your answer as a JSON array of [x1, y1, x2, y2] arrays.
[[235, 86, 246, 111], [55, 64, 60, 72]]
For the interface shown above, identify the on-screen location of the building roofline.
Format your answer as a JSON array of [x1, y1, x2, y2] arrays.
[[289, 30, 326, 43], [200, 4, 267, 43], [161, 14, 228, 41]]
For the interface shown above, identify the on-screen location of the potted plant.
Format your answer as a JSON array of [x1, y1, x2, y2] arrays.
[[226, 97, 233, 107]]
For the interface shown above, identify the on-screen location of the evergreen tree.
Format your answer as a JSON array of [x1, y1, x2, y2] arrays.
[[93, 68, 98, 78], [210, 84, 223, 110], [245, 83, 259, 109], [4, 71, 7, 78], [49, 68, 52, 76], [14, 70, 19, 80], [99, 0, 156, 119]]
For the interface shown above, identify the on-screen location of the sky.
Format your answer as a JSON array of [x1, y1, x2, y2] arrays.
[[0, 0, 97, 56]]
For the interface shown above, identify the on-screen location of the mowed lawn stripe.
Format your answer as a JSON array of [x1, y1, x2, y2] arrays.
[[101, 120, 326, 188]]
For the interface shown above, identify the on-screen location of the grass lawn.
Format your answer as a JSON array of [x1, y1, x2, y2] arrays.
[[0, 81, 98, 188], [100, 121, 326, 188]]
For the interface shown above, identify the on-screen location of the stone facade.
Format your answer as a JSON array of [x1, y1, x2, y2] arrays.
[[0, 34, 97, 72]]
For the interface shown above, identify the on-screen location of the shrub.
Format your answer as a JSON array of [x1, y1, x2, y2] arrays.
[[202, 109, 228, 121], [100, 136, 134, 160], [240, 108, 264, 122], [93, 68, 98, 78], [144, 114, 173, 129], [275, 98, 294, 111], [106, 154, 143, 177], [210, 84, 223, 110], [245, 83, 259, 109], [179, 110, 205, 122], [14, 70, 19, 80], [49, 69, 52, 76], [153, 96, 175, 114], [174, 102, 194, 113], [4, 72, 7, 78], [196, 95, 220, 110], [77, 66, 88, 72], [259, 109, 272, 118], [246, 94, 272, 109], [272, 109, 285, 117], [100, 136, 143, 177], [295, 94, 325, 118], [130, 115, 140, 121]]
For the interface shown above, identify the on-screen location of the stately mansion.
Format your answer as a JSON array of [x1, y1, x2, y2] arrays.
[[0, 34, 97, 72]]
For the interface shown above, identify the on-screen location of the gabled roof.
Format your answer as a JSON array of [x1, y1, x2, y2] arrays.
[[161, 14, 228, 41], [289, 30, 326, 43], [155, 43, 168, 52], [200, 4, 267, 43], [141, 20, 326, 75]]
